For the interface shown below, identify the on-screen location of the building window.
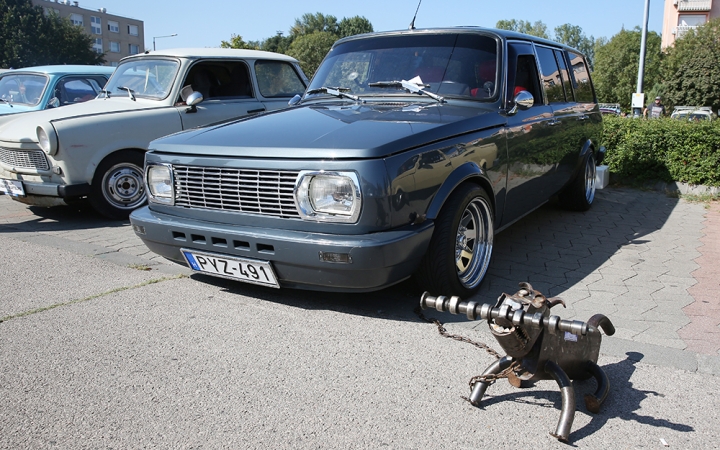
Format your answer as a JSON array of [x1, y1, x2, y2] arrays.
[[70, 13, 83, 26], [129, 44, 140, 55], [91, 16, 102, 35], [128, 25, 139, 36], [93, 38, 103, 54], [110, 61, 119, 67], [109, 41, 120, 53], [108, 21, 119, 33]]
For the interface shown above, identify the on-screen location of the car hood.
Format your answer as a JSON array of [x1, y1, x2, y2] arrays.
[[150, 101, 504, 159], [0, 98, 169, 142]]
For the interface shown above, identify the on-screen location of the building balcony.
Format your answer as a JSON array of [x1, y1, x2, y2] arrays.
[[674, 24, 700, 38], [675, 0, 712, 11]]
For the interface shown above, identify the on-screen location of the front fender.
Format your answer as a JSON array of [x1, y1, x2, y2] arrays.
[[425, 161, 495, 220]]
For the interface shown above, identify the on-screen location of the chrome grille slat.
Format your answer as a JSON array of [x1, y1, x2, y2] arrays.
[[0, 148, 50, 171], [173, 165, 300, 219]]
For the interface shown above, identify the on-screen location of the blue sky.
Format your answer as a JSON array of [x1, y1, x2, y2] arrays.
[[72, 0, 665, 51]]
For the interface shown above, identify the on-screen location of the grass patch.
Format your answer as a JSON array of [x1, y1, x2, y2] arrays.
[[128, 263, 152, 271]]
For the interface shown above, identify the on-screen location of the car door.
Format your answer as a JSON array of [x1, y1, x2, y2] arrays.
[[501, 42, 558, 226], [176, 60, 265, 130]]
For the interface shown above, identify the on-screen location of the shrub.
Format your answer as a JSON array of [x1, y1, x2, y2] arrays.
[[600, 116, 720, 186]]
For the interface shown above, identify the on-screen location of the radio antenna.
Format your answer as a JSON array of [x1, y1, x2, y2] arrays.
[[409, 0, 422, 30]]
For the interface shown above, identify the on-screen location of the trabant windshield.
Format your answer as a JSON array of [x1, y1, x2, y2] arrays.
[[0, 73, 48, 106], [104, 59, 179, 100], [307, 33, 499, 101]]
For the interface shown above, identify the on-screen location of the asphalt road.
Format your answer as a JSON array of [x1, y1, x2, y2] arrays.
[[1, 190, 719, 449]]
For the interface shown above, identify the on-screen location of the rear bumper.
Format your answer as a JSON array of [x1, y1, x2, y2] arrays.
[[130, 206, 435, 292]]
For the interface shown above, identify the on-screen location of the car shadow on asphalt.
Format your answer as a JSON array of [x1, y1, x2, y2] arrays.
[[189, 188, 682, 325], [469, 351, 693, 444], [0, 200, 128, 231]]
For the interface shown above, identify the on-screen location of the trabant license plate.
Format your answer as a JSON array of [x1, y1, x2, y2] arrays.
[[0, 179, 25, 197], [181, 249, 280, 288]]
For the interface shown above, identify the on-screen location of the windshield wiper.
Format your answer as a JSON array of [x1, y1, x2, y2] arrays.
[[368, 79, 445, 103], [0, 98, 12, 107], [306, 86, 363, 103], [117, 86, 136, 101]]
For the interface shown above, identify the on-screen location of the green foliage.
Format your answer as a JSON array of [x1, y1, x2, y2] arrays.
[[290, 13, 339, 37], [495, 19, 549, 39], [0, 0, 104, 68], [338, 16, 373, 39], [661, 18, 720, 112], [601, 116, 720, 186], [592, 28, 662, 110], [287, 31, 338, 77], [220, 35, 259, 50]]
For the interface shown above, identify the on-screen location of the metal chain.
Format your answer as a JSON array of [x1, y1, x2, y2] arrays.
[[415, 306, 518, 400]]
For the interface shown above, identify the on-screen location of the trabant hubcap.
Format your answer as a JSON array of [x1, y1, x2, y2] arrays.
[[102, 162, 146, 209]]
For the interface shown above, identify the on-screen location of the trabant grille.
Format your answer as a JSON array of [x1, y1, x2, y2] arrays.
[[0, 148, 49, 171], [172, 165, 301, 219]]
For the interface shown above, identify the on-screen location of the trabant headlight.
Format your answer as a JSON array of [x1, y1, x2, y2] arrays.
[[295, 171, 361, 223], [36, 125, 58, 155], [146, 163, 174, 205]]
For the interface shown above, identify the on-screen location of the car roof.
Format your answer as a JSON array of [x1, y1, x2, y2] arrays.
[[0, 65, 115, 75], [122, 48, 300, 63], [334, 26, 586, 55]]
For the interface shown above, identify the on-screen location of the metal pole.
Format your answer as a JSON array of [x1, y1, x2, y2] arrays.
[[633, 0, 651, 117]]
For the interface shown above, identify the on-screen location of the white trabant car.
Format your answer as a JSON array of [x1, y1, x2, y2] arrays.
[[0, 48, 308, 219]]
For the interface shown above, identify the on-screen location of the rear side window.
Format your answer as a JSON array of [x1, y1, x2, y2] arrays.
[[255, 61, 306, 98], [535, 46, 565, 103], [567, 51, 595, 103], [554, 50, 574, 102]]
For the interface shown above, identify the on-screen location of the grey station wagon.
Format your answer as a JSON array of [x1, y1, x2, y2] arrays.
[[130, 27, 605, 297]]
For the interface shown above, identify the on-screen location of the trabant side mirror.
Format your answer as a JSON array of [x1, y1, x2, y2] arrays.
[[47, 97, 60, 109], [288, 94, 301, 106], [507, 90, 534, 115], [185, 91, 203, 113]]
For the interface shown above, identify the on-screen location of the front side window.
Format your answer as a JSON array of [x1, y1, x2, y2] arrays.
[[104, 59, 179, 100], [307, 33, 499, 101], [54, 77, 106, 105], [0, 74, 49, 106], [255, 61, 305, 98]]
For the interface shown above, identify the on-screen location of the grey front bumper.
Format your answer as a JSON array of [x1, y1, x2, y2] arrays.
[[130, 206, 435, 292]]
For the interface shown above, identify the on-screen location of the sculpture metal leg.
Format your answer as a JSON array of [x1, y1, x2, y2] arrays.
[[545, 360, 575, 442], [583, 360, 609, 414], [468, 356, 514, 406]]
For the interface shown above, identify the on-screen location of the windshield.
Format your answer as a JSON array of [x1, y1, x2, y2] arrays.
[[307, 33, 499, 101], [104, 59, 179, 100], [0, 73, 49, 106]]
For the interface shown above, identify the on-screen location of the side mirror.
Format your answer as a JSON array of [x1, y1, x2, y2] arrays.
[[47, 97, 60, 108], [288, 94, 301, 106], [185, 91, 203, 113], [507, 90, 534, 115]]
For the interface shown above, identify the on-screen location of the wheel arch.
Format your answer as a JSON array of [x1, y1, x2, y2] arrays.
[[87, 147, 146, 185], [425, 161, 497, 222]]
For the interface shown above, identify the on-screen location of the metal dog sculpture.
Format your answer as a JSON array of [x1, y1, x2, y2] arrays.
[[420, 282, 615, 442]]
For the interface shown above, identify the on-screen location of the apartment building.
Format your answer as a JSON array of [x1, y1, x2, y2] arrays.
[[662, 0, 720, 48], [31, 0, 145, 66]]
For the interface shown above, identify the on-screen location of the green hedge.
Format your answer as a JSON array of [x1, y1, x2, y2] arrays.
[[600, 116, 720, 187]]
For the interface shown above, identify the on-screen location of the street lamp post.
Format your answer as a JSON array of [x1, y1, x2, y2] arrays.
[[153, 34, 178, 51]]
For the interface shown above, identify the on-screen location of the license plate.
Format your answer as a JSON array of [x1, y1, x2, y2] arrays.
[[181, 249, 280, 288], [0, 179, 25, 197]]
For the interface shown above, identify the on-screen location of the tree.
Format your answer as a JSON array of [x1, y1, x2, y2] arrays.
[[290, 13, 339, 37], [220, 34, 259, 50], [495, 19, 549, 39], [0, 0, 104, 68], [338, 16, 373, 38], [554, 24, 596, 69], [286, 31, 337, 77], [661, 17, 720, 112], [592, 27, 662, 109]]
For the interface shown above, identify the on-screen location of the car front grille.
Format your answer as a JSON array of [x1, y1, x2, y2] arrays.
[[0, 148, 50, 171], [172, 165, 301, 219]]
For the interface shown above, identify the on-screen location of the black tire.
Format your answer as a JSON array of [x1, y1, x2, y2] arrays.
[[558, 151, 596, 212], [414, 184, 494, 297], [88, 151, 146, 220]]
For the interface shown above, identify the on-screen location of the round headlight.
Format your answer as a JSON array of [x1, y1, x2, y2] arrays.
[[36, 125, 57, 155]]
